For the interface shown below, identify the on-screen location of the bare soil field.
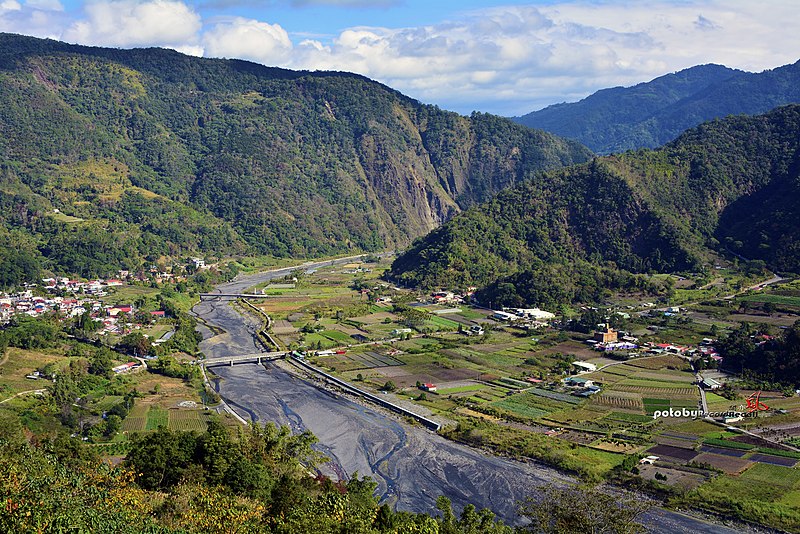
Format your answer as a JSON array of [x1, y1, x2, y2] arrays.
[[638, 464, 707, 490], [648, 444, 700, 462], [694, 452, 753, 474], [727, 313, 799, 326]]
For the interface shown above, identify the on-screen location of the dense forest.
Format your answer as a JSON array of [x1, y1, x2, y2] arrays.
[[718, 320, 800, 387], [0, 33, 590, 283], [513, 61, 800, 154], [389, 105, 800, 306]]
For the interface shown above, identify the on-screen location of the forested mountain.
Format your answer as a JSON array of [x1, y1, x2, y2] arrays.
[[390, 105, 800, 307], [0, 33, 590, 284], [512, 61, 800, 154]]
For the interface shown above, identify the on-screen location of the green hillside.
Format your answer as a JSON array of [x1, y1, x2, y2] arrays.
[[0, 33, 591, 283], [390, 105, 800, 306], [513, 61, 800, 154]]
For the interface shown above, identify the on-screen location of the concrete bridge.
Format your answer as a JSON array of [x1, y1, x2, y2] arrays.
[[201, 352, 286, 367], [199, 293, 273, 299]]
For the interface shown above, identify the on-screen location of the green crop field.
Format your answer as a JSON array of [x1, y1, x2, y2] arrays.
[[741, 464, 800, 488], [436, 384, 486, 395], [619, 378, 696, 390], [739, 294, 800, 307], [145, 406, 169, 430], [426, 315, 461, 330], [321, 329, 353, 343], [121, 404, 148, 432], [604, 411, 653, 423], [493, 394, 552, 419], [168, 410, 209, 432]]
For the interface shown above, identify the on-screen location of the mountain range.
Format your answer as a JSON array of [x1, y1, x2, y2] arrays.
[[0, 33, 590, 285], [2, 33, 799, 307], [512, 61, 800, 154], [390, 105, 800, 307]]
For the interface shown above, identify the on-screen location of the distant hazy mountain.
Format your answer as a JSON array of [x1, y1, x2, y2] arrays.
[[390, 105, 800, 307], [512, 61, 800, 154], [0, 33, 590, 283]]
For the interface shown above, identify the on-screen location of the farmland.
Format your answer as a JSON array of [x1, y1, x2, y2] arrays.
[[239, 256, 800, 531]]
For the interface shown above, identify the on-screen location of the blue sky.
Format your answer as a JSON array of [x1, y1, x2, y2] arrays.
[[2, 1, 799, 115]]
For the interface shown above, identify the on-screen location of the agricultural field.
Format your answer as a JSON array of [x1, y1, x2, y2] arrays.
[[0, 348, 66, 401], [122, 404, 210, 433], [241, 256, 800, 529]]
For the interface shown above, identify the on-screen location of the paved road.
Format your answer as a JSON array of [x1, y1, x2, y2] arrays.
[[193, 259, 749, 532]]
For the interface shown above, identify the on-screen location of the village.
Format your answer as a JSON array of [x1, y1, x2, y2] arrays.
[[0, 257, 208, 339]]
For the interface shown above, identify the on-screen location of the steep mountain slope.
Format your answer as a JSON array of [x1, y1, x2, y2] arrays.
[[0, 33, 591, 281], [390, 105, 800, 306], [513, 61, 800, 154]]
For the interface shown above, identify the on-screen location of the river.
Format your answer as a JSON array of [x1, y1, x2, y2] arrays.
[[192, 258, 747, 532]]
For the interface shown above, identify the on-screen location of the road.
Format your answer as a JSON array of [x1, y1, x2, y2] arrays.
[[193, 258, 750, 532]]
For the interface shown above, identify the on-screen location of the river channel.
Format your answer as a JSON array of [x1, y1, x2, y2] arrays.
[[192, 258, 746, 532]]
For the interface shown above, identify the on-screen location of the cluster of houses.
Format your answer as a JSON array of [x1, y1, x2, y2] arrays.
[[0, 289, 107, 323], [492, 307, 556, 327], [1, 278, 171, 338]]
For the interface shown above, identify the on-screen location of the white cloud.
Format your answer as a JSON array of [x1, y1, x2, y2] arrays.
[[25, 0, 64, 10], [0, 1, 21, 11], [62, 0, 202, 48], [281, 1, 800, 114], [202, 16, 292, 64], [3, 0, 800, 115]]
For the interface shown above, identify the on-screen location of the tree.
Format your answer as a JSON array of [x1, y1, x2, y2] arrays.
[[117, 332, 152, 358], [380, 381, 396, 392], [518, 483, 649, 534]]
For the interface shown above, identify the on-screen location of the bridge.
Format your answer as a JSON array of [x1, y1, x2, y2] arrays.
[[199, 293, 273, 299], [201, 352, 286, 367]]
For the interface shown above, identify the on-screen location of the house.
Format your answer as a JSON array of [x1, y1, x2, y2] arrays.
[[639, 455, 659, 465], [594, 324, 618, 343], [150, 310, 166, 317], [392, 328, 413, 336], [420, 383, 437, 392], [509, 308, 556, 322], [112, 362, 139, 374], [571, 361, 597, 373], [492, 310, 517, 322], [566, 376, 594, 387], [465, 325, 484, 336], [701, 377, 722, 390]]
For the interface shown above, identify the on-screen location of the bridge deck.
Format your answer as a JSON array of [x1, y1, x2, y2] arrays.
[[199, 293, 272, 298], [202, 352, 285, 366]]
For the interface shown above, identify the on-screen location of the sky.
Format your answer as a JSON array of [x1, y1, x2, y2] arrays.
[[1, 0, 799, 116]]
